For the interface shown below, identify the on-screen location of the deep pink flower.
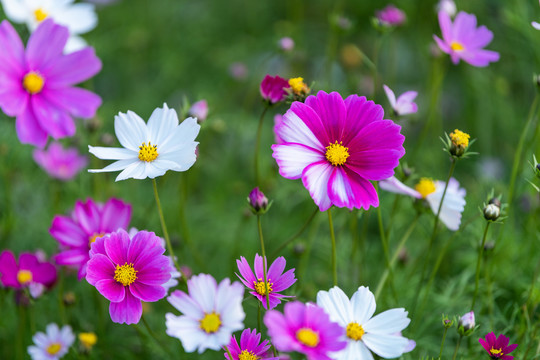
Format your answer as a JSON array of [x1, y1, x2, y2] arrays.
[[225, 328, 278, 360], [264, 301, 347, 360], [0, 19, 102, 147], [248, 187, 269, 214], [272, 91, 405, 211], [479, 332, 518, 360], [376, 5, 406, 26], [236, 254, 296, 310], [260, 75, 290, 104], [0, 250, 56, 290], [434, 11, 499, 67], [86, 229, 172, 325], [33, 142, 88, 181], [50, 198, 132, 280]]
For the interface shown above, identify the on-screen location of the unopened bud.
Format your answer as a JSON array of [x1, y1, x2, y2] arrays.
[[442, 315, 453, 328], [458, 311, 475, 336], [483, 203, 500, 221], [488, 197, 501, 207], [248, 187, 271, 215]]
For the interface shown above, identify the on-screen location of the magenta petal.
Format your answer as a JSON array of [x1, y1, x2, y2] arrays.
[[434, 35, 451, 54], [236, 256, 257, 286], [254, 253, 265, 280], [0, 251, 19, 287], [342, 95, 384, 144], [54, 249, 88, 266], [328, 167, 379, 210], [0, 85, 28, 117], [305, 91, 347, 141], [301, 161, 334, 211], [290, 100, 330, 147], [264, 310, 294, 351], [438, 10, 453, 44], [104, 231, 129, 265], [26, 19, 68, 70], [137, 266, 172, 285], [100, 199, 131, 233], [50, 216, 88, 247], [109, 290, 142, 325], [127, 231, 165, 268], [15, 106, 48, 147], [272, 268, 296, 292], [271, 143, 324, 180], [74, 200, 101, 235], [283, 301, 306, 328], [479, 337, 490, 352], [32, 262, 57, 287], [461, 49, 499, 67], [43, 87, 101, 119], [45, 47, 102, 87], [85, 253, 116, 285], [31, 95, 76, 139], [18, 253, 39, 271], [96, 278, 125, 302], [0, 21, 25, 73], [129, 282, 167, 302], [267, 257, 286, 281]]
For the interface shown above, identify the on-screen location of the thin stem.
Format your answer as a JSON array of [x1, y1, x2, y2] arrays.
[[452, 335, 463, 360], [438, 327, 449, 360], [471, 222, 491, 310], [328, 208, 337, 286], [257, 303, 262, 332], [375, 182, 396, 300], [58, 269, 66, 323], [225, 345, 234, 359], [271, 206, 319, 257], [16, 305, 26, 360], [257, 215, 270, 310], [254, 106, 269, 186], [141, 314, 166, 350]]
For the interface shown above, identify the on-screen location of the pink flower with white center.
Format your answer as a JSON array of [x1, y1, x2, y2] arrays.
[[434, 11, 499, 67], [236, 254, 297, 310], [0, 19, 102, 147], [382, 85, 418, 116], [188, 100, 208, 123], [0, 250, 57, 292], [33, 142, 88, 181], [272, 91, 405, 211], [85, 229, 172, 325], [50, 198, 132, 280], [225, 328, 278, 360], [376, 5, 406, 27], [27, 323, 75, 360]]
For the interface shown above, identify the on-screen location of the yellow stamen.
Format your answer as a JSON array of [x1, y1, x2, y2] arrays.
[[288, 77, 309, 95], [296, 328, 319, 347], [88, 233, 105, 246], [450, 129, 470, 147], [490, 347, 504, 356], [325, 141, 350, 166], [138, 142, 158, 162], [238, 350, 258, 360], [23, 72, 45, 94], [415, 178, 436, 199], [46, 343, 62, 355], [113, 263, 137, 286], [78, 332, 97, 350], [450, 41, 464, 51], [253, 278, 273, 296], [34, 8, 48, 22], [346, 322, 365, 341], [200, 312, 221, 333], [17, 270, 33, 285]]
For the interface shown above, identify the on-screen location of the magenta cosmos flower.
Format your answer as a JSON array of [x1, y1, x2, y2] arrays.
[[479, 333, 518, 360], [33, 142, 88, 181], [376, 5, 406, 26], [86, 229, 172, 325], [0, 19, 101, 147], [272, 91, 405, 211], [434, 11, 499, 67], [0, 250, 56, 291], [236, 254, 296, 310], [260, 75, 290, 104], [264, 301, 347, 360], [225, 328, 278, 360], [50, 198, 132, 280]]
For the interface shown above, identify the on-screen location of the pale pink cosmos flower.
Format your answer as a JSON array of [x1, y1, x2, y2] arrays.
[[188, 100, 208, 123], [383, 85, 418, 116], [33, 142, 88, 181], [279, 37, 295, 51], [376, 5, 406, 27]]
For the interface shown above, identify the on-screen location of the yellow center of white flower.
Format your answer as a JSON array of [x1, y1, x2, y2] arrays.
[[450, 129, 470, 147], [138, 142, 158, 162], [34, 8, 48, 22], [17, 270, 33, 285], [113, 263, 137, 286], [46, 343, 62, 355], [346, 322, 365, 340], [415, 178, 436, 198], [253, 278, 273, 295], [490, 347, 503, 356], [450, 41, 464, 51], [88, 233, 105, 247], [200, 312, 221, 333], [239, 350, 258, 360], [23, 72, 45, 94], [296, 328, 319, 347], [325, 141, 350, 166]]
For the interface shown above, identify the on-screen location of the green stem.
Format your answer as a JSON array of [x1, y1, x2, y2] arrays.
[[471, 222, 491, 310], [225, 345, 234, 359], [328, 208, 337, 286], [271, 206, 319, 257], [374, 182, 396, 300], [254, 106, 269, 186], [257, 215, 270, 310], [141, 314, 167, 351], [58, 269, 66, 323], [16, 305, 26, 360], [438, 327, 449, 360], [452, 335, 463, 360], [257, 303, 262, 332]]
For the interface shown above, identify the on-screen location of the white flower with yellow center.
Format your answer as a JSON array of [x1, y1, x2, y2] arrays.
[[27, 323, 75, 360], [317, 286, 412, 360], [88, 103, 200, 181]]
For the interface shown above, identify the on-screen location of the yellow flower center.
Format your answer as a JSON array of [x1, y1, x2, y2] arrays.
[[34, 8, 48, 22], [253, 278, 273, 295], [46, 343, 62, 355], [138, 142, 158, 162], [23, 72, 45, 94], [490, 347, 503, 356], [200, 312, 221, 333], [296, 328, 319, 347], [113, 263, 137, 286], [78, 332, 97, 349], [239, 350, 258, 360], [450, 129, 470, 147], [450, 41, 464, 51], [17, 270, 33, 285], [346, 322, 365, 341], [415, 178, 436, 198], [289, 77, 308, 94], [88, 233, 105, 246], [325, 141, 350, 166]]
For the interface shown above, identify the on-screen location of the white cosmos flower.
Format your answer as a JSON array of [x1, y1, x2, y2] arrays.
[[379, 176, 466, 231], [28, 323, 75, 360], [317, 286, 412, 360], [1, 0, 98, 53], [88, 103, 200, 181]]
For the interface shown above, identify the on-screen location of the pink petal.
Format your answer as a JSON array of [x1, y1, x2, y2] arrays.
[[304, 91, 347, 141], [109, 290, 142, 324], [31, 95, 76, 139], [15, 106, 48, 148], [129, 282, 167, 302], [0, 84, 28, 117], [289, 100, 330, 147], [272, 268, 296, 292], [460, 49, 499, 67], [437, 10, 453, 44], [328, 167, 379, 210], [0, 20, 25, 74], [301, 161, 334, 211], [74, 199, 101, 235], [85, 253, 116, 286], [276, 107, 324, 151], [236, 256, 257, 286], [104, 231, 130, 265], [100, 199, 131, 233], [45, 47, 102, 87], [267, 257, 286, 281], [26, 20, 69, 71], [49, 216, 88, 247], [342, 95, 384, 144], [136, 266, 172, 286], [382, 85, 397, 108], [54, 249, 88, 266], [453, 12, 476, 41], [271, 143, 324, 179], [0, 251, 19, 287], [433, 35, 451, 54], [31, 262, 57, 287], [96, 278, 125, 302], [468, 26, 493, 49], [43, 87, 101, 119]]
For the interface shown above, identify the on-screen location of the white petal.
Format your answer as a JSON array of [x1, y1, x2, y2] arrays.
[[1, 0, 29, 22], [144, 162, 167, 179], [88, 159, 134, 173], [277, 109, 324, 151], [382, 85, 396, 108], [53, 3, 97, 34], [165, 314, 206, 353], [363, 308, 410, 334], [301, 161, 333, 211], [533, 21, 540, 30], [357, 341, 376, 360], [114, 111, 149, 151], [88, 146, 137, 160], [272, 143, 325, 179], [114, 161, 145, 181], [187, 274, 217, 314], [362, 333, 409, 358], [63, 35, 87, 53], [379, 177, 421, 199], [160, 117, 200, 152], [316, 286, 351, 327], [427, 180, 466, 231], [147, 103, 180, 147], [157, 143, 198, 172], [351, 286, 377, 325]]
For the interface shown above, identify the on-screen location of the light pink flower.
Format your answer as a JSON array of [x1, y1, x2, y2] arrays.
[[383, 85, 418, 116], [376, 5, 406, 26], [188, 100, 208, 123], [33, 142, 88, 181], [279, 37, 295, 51]]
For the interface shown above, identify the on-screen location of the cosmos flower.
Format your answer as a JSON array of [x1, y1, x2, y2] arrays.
[[272, 91, 405, 211], [264, 301, 347, 360], [317, 286, 412, 360], [88, 103, 200, 181], [379, 176, 466, 231], [165, 273, 245, 353], [0, 250, 56, 293], [279, 37, 295, 52], [434, 10, 499, 67], [260, 75, 290, 104], [188, 100, 208, 123], [376, 5, 406, 27], [225, 328, 278, 360], [86, 229, 172, 325], [28, 323, 75, 360], [479, 332, 518, 360], [50, 198, 132, 279], [33, 142, 88, 181], [382, 85, 418, 116], [458, 311, 475, 336], [236, 254, 297, 310], [0, 19, 102, 147]]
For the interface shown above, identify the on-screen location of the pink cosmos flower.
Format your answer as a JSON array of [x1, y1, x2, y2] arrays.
[[225, 328, 278, 360], [188, 100, 208, 123], [86, 229, 172, 325], [383, 84, 418, 116], [236, 254, 297, 310], [433, 11, 500, 67], [264, 301, 347, 360], [0, 19, 102, 147], [33, 142, 88, 181], [50, 198, 132, 280], [479, 332, 518, 360], [376, 5, 406, 26], [260, 75, 290, 104], [0, 250, 56, 291], [279, 37, 295, 52], [272, 91, 405, 211]]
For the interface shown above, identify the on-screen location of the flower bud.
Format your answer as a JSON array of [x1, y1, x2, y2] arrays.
[[483, 203, 500, 221], [442, 315, 453, 328], [458, 311, 475, 336], [248, 187, 270, 215], [449, 129, 470, 158]]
